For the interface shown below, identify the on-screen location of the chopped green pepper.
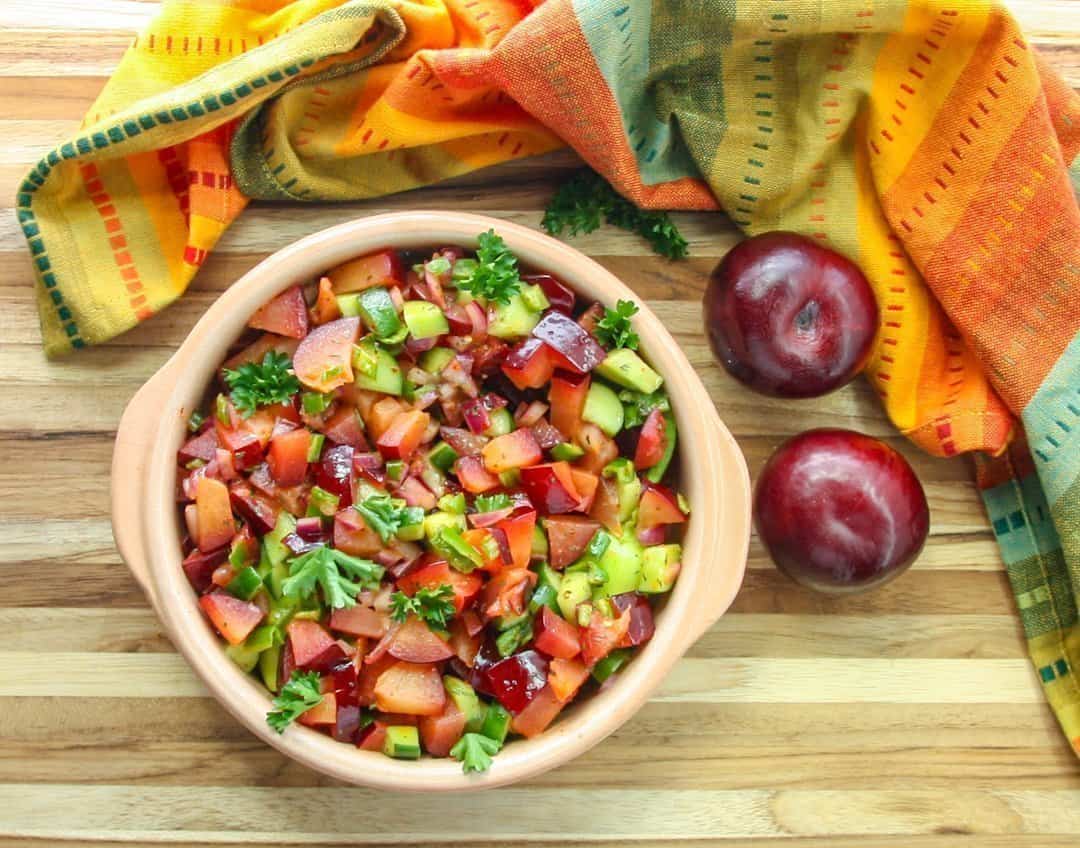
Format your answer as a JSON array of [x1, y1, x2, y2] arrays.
[[427, 441, 459, 472], [302, 391, 332, 415], [550, 442, 585, 462], [187, 410, 205, 433], [226, 566, 263, 601], [431, 526, 484, 573], [385, 460, 405, 482], [437, 492, 466, 514], [306, 433, 325, 463], [480, 702, 511, 745], [306, 486, 340, 518], [592, 648, 632, 682]]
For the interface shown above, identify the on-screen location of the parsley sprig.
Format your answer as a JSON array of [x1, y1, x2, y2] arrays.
[[281, 546, 384, 609], [355, 493, 424, 544], [455, 230, 522, 305], [266, 670, 323, 733], [542, 170, 689, 260], [450, 731, 502, 773], [594, 300, 640, 351], [390, 584, 456, 630], [474, 493, 512, 513], [223, 351, 301, 418]]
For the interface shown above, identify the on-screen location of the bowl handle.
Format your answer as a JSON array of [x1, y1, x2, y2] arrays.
[[111, 358, 178, 610], [679, 409, 753, 650]]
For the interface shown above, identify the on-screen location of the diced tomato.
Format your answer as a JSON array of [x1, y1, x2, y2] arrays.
[[576, 423, 619, 475], [376, 409, 430, 461], [519, 462, 581, 515], [293, 317, 360, 393], [418, 696, 466, 757], [547, 657, 590, 702], [544, 515, 600, 569], [397, 562, 482, 613], [287, 619, 337, 669], [223, 333, 300, 374], [199, 592, 265, 645], [195, 476, 235, 552], [178, 427, 219, 464], [447, 617, 482, 666], [481, 428, 542, 474], [321, 406, 368, 448], [388, 617, 455, 663], [534, 606, 581, 659], [248, 285, 309, 339], [298, 691, 337, 727], [328, 250, 403, 293], [333, 508, 383, 557], [548, 370, 589, 439], [502, 337, 556, 390], [356, 653, 397, 707], [495, 509, 536, 570], [267, 428, 311, 487], [329, 604, 390, 639], [579, 608, 631, 667], [182, 545, 228, 592], [508, 684, 563, 737], [309, 276, 342, 326], [588, 476, 622, 536], [454, 455, 500, 493], [634, 408, 667, 470], [569, 468, 599, 513], [531, 311, 606, 373], [637, 482, 688, 529], [373, 661, 446, 716], [357, 720, 388, 751]]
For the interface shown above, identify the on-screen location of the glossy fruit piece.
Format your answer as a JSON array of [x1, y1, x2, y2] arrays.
[[182, 545, 229, 592], [634, 408, 667, 470], [754, 428, 929, 593], [297, 691, 337, 727], [333, 703, 363, 742], [520, 462, 581, 515], [502, 337, 556, 390], [524, 273, 575, 314], [547, 657, 590, 702], [286, 619, 337, 669], [569, 468, 599, 513], [484, 649, 548, 713], [481, 428, 542, 474], [329, 604, 390, 639], [509, 684, 564, 738], [397, 562, 482, 613], [637, 482, 688, 530], [447, 618, 482, 666], [418, 696, 467, 757], [293, 317, 360, 393], [328, 250, 403, 293], [199, 592, 265, 646], [310, 276, 342, 326], [388, 617, 456, 663], [534, 606, 581, 659], [495, 509, 536, 570], [365, 397, 407, 441], [373, 661, 447, 716], [267, 427, 312, 487], [194, 476, 235, 552], [610, 593, 656, 646], [576, 422, 619, 475], [376, 409, 431, 461], [228, 483, 278, 535], [356, 720, 389, 751], [544, 515, 600, 569], [223, 333, 301, 374], [315, 444, 353, 503], [531, 311, 606, 373], [248, 285, 309, 339], [396, 476, 437, 512], [454, 455, 500, 494], [579, 608, 631, 667], [356, 652, 396, 707], [215, 421, 264, 471], [548, 370, 590, 440], [333, 507, 384, 557], [321, 406, 367, 448], [179, 427, 219, 464], [588, 476, 622, 536], [705, 231, 878, 398]]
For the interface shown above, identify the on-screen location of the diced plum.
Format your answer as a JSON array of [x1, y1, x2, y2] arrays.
[[376, 409, 430, 461], [634, 409, 667, 470], [531, 311, 606, 373], [248, 285, 309, 339], [178, 427, 219, 464], [297, 691, 337, 727], [418, 696, 466, 757], [579, 608, 631, 667], [637, 482, 688, 529], [484, 649, 548, 713], [287, 619, 337, 669], [589, 476, 622, 536], [195, 476, 235, 552], [333, 703, 363, 742], [310, 276, 342, 326], [454, 455, 500, 494], [321, 406, 368, 448], [223, 333, 301, 374], [509, 683, 564, 738], [316, 444, 354, 504], [373, 661, 446, 716], [357, 720, 389, 751], [356, 653, 397, 707], [396, 562, 482, 613], [440, 426, 488, 457], [569, 469, 599, 513], [395, 476, 437, 511], [216, 425, 264, 470], [199, 592, 264, 645], [481, 428, 542, 474], [636, 523, 667, 546], [548, 369, 589, 440], [228, 483, 278, 535], [520, 462, 581, 515], [351, 451, 385, 488], [293, 317, 360, 392], [333, 508, 383, 557], [365, 397, 407, 441], [502, 337, 556, 390], [611, 593, 656, 647], [388, 617, 455, 663], [524, 273, 575, 315], [576, 422, 619, 475], [544, 515, 600, 569], [534, 606, 581, 659], [330, 604, 390, 639], [328, 250, 403, 293], [267, 427, 312, 487], [495, 509, 536, 570], [547, 657, 590, 702], [470, 338, 510, 378], [182, 545, 229, 592]]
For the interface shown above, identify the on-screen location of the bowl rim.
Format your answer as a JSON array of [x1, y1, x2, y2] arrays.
[[115, 211, 750, 791]]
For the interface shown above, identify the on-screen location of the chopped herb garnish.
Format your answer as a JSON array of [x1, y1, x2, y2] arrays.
[[266, 670, 323, 733], [474, 493, 512, 513], [455, 230, 522, 305], [542, 170, 689, 260], [281, 546, 384, 609], [355, 493, 425, 544], [389, 584, 456, 630], [223, 351, 301, 418], [450, 731, 501, 773], [594, 300, 640, 351]]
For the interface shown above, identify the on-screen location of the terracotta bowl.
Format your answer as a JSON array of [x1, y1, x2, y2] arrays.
[[111, 211, 751, 791]]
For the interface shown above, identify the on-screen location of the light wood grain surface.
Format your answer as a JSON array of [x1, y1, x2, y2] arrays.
[[2, 1, 1079, 845]]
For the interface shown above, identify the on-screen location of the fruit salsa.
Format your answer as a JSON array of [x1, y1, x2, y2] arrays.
[[177, 231, 688, 772]]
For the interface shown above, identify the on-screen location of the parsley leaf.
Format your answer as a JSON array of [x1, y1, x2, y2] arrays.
[[594, 300, 640, 351], [542, 170, 689, 260], [450, 731, 502, 773], [281, 546, 384, 609], [390, 584, 456, 630], [455, 230, 522, 305], [355, 493, 424, 544], [619, 388, 670, 428], [266, 670, 323, 733], [223, 351, 301, 418], [474, 493, 512, 513]]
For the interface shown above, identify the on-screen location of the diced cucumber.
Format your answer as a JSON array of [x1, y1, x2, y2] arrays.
[[263, 512, 297, 569], [488, 293, 540, 339], [592, 648, 632, 682], [481, 702, 512, 745], [306, 485, 340, 517], [419, 346, 456, 375], [224, 642, 260, 673], [595, 349, 663, 394], [603, 459, 642, 523], [259, 643, 282, 692], [522, 283, 550, 312], [557, 570, 592, 621], [528, 583, 558, 614], [437, 492, 466, 514], [336, 293, 362, 318], [498, 469, 521, 488], [484, 407, 514, 437], [302, 391, 333, 415], [531, 524, 549, 561], [358, 287, 403, 340], [395, 509, 426, 542], [403, 300, 450, 340], [423, 510, 467, 540], [306, 433, 325, 462], [385, 460, 405, 482], [582, 381, 624, 437], [354, 345, 403, 395], [640, 544, 682, 593], [427, 441, 459, 472], [243, 624, 279, 654], [595, 533, 644, 598], [383, 725, 422, 759], [550, 442, 585, 462], [444, 676, 486, 733]]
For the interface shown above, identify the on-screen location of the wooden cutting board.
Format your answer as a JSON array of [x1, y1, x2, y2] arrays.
[[1, 2, 1079, 845]]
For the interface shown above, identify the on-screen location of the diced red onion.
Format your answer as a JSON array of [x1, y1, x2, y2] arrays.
[[464, 300, 488, 340], [269, 417, 298, 441], [468, 507, 515, 528], [532, 419, 564, 449], [388, 285, 405, 312], [514, 401, 549, 428], [295, 516, 326, 541], [445, 305, 472, 336], [636, 523, 667, 546], [404, 335, 438, 357], [440, 426, 489, 456], [462, 398, 491, 434]]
